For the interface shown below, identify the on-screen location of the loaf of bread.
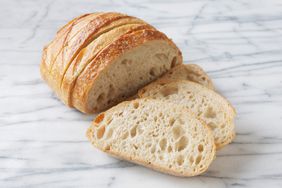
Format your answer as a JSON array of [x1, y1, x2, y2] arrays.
[[138, 80, 236, 149], [40, 12, 182, 113], [87, 98, 216, 177], [159, 64, 214, 90]]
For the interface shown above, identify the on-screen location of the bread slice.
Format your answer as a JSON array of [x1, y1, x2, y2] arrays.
[[87, 98, 215, 177], [72, 29, 182, 113], [138, 80, 236, 149], [159, 64, 214, 90], [61, 24, 154, 106]]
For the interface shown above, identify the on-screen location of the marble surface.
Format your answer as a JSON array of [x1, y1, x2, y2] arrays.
[[1, 0, 282, 187]]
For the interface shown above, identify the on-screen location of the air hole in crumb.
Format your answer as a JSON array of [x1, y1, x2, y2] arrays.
[[94, 113, 105, 124], [207, 122, 217, 130], [133, 102, 139, 109], [167, 145, 172, 153], [149, 67, 157, 76], [177, 155, 184, 166], [121, 132, 129, 140], [169, 118, 175, 126], [155, 53, 168, 61], [130, 125, 138, 137], [195, 155, 202, 165], [175, 136, 188, 151], [170, 57, 177, 68], [198, 144, 204, 152], [108, 84, 115, 97], [159, 156, 163, 160], [159, 138, 167, 151], [121, 59, 132, 65], [160, 85, 178, 97], [172, 126, 184, 139], [97, 93, 105, 102], [205, 107, 216, 118], [154, 116, 157, 122], [97, 126, 105, 139], [118, 112, 123, 116], [133, 144, 138, 150]]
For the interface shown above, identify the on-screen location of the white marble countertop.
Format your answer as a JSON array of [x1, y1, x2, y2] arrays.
[[1, 0, 282, 187]]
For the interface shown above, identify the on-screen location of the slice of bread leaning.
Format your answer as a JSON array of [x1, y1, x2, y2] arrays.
[[159, 64, 214, 90], [138, 80, 236, 149], [87, 98, 216, 177]]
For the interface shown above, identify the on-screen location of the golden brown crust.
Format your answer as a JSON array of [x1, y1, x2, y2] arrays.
[[43, 14, 91, 71], [40, 13, 92, 87], [71, 29, 181, 113], [61, 24, 155, 107], [45, 13, 108, 76]]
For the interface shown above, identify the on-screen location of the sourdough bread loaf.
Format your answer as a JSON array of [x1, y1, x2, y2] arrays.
[[87, 98, 216, 177], [40, 12, 182, 113], [138, 80, 236, 149]]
